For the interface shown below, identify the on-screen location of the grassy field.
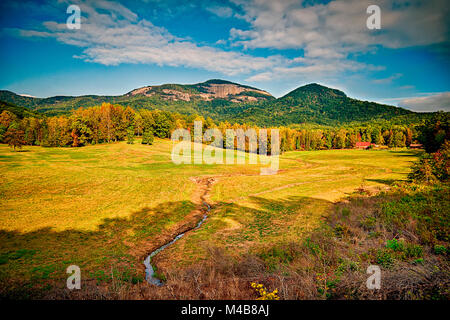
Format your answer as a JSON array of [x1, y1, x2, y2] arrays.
[[0, 139, 420, 298]]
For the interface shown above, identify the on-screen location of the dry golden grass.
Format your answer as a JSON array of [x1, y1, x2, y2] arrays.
[[0, 140, 421, 298]]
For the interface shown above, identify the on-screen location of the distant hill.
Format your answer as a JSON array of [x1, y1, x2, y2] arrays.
[[226, 83, 420, 126], [0, 100, 42, 119], [0, 80, 438, 126], [0, 79, 274, 117], [126, 79, 273, 102]]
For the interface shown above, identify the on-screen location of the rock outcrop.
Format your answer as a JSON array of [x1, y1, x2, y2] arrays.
[[126, 79, 273, 103]]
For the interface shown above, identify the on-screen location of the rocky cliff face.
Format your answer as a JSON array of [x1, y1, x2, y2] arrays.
[[126, 80, 273, 103], [202, 83, 270, 98]]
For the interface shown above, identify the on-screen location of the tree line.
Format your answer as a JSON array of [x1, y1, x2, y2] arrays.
[[408, 114, 449, 183], [0, 102, 422, 151]]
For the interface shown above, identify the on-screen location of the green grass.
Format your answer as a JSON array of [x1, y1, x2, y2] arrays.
[[0, 140, 419, 296]]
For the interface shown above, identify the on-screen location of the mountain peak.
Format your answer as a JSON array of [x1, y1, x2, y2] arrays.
[[284, 83, 347, 99], [201, 79, 236, 85], [126, 79, 273, 102]]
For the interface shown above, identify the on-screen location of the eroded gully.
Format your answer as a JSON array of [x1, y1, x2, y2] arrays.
[[143, 177, 215, 286]]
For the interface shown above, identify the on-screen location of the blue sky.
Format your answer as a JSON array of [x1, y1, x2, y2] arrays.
[[0, 0, 449, 111]]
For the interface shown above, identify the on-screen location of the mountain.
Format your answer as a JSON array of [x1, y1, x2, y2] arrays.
[[126, 79, 273, 103], [226, 83, 418, 126], [0, 100, 42, 119], [0, 80, 435, 126], [0, 79, 274, 117]]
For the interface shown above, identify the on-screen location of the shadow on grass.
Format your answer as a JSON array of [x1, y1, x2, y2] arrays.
[[388, 150, 422, 157], [365, 178, 399, 186], [0, 195, 333, 299], [0, 199, 197, 298]]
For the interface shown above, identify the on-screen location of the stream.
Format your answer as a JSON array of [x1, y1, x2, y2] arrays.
[[143, 200, 211, 286]]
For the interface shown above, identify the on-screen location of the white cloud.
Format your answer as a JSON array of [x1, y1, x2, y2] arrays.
[[231, 0, 449, 51], [230, 0, 449, 81], [205, 6, 233, 18], [398, 92, 450, 112], [5, 0, 449, 87], [9, 0, 280, 76], [372, 73, 402, 84]]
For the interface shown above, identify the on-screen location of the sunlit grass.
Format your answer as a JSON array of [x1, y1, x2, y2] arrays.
[[0, 140, 419, 292]]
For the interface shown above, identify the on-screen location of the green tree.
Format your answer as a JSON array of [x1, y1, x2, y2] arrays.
[[0, 125, 6, 143], [417, 113, 450, 153], [324, 131, 332, 149], [142, 130, 154, 145], [334, 129, 347, 149], [371, 127, 383, 145], [393, 131, 406, 147], [127, 126, 135, 144]]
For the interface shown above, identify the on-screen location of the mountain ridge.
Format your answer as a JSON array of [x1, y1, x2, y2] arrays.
[[0, 80, 436, 126]]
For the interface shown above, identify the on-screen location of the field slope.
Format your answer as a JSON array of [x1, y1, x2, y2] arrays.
[[0, 140, 419, 298]]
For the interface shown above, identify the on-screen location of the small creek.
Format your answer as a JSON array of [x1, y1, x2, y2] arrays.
[[144, 200, 211, 286]]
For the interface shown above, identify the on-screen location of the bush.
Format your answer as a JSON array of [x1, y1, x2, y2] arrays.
[[142, 130, 154, 145], [408, 156, 438, 183], [408, 140, 449, 183], [341, 207, 350, 217], [376, 249, 395, 269], [386, 239, 404, 252], [405, 244, 423, 258], [434, 245, 447, 255]]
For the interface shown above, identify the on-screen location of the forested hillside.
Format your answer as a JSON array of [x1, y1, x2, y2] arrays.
[[0, 100, 41, 119], [0, 81, 440, 127]]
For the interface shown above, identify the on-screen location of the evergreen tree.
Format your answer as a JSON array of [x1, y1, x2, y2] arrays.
[[393, 131, 406, 147], [142, 130, 154, 145], [127, 126, 135, 144]]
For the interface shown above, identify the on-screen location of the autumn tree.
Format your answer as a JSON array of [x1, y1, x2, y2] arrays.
[[0, 110, 17, 128], [135, 113, 143, 136], [4, 127, 26, 151]]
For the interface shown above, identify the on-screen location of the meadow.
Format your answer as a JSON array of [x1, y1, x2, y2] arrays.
[[0, 139, 421, 298]]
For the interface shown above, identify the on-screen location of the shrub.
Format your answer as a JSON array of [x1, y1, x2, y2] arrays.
[[142, 130, 154, 145], [408, 141, 449, 183], [408, 156, 439, 184], [376, 249, 395, 269], [405, 244, 423, 258], [334, 223, 351, 238], [434, 245, 447, 255], [258, 245, 296, 271], [386, 239, 404, 252], [381, 188, 450, 244], [341, 207, 350, 217], [360, 216, 376, 230], [251, 282, 279, 300]]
